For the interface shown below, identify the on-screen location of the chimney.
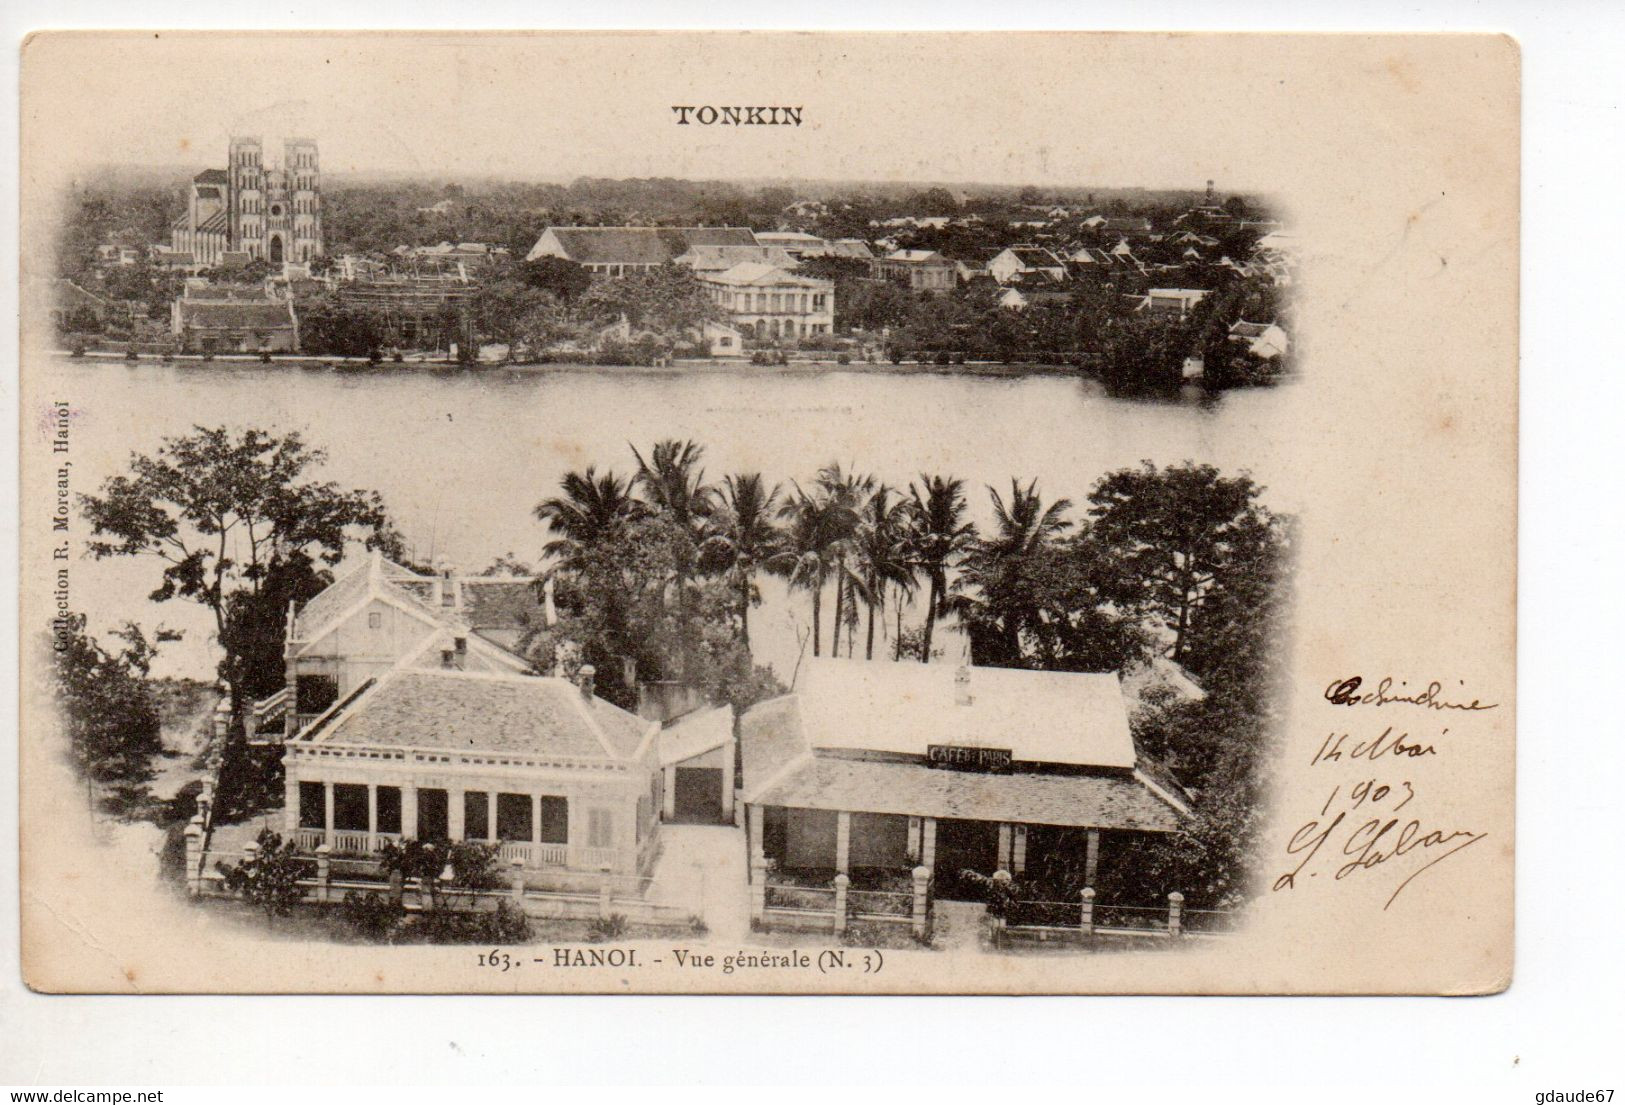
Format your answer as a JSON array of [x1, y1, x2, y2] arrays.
[[578, 664, 596, 701], [954, 664, 973, 706]]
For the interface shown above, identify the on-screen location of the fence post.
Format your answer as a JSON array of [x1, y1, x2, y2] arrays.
[[599, 874, 614, 920], [184, 816, 205, 894], [1080, 887, 1095, 940], [510, 858, 526, 902], [832, 874, 850, 937], [1167, 891, 1184, 938], [749, 858, 767, 928], [196, 782, 214, 830], [911, 865, 931, 939], [314, 843, 332, 904], [990, 869, 1012, 948]]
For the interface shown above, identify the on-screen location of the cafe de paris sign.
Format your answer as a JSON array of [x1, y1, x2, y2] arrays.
[[927, 744, 1013, 772]]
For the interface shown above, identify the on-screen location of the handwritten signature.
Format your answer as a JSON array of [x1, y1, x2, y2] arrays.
[[1325, 675, 1498, 712], [1274, 810, 1487, 909]]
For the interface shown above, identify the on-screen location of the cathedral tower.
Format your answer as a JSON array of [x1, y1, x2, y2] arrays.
[[228, 136, 265, 257]]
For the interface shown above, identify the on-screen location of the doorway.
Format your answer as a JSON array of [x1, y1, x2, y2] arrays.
[[933, 818, 1000, 900], [673, 767, 724, 823]]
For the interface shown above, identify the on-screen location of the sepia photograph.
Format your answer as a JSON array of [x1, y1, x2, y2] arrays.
[[16, 31, 1516, 997]]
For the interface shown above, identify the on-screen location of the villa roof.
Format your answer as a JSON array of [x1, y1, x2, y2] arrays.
[[1003, 246, 1065, 268], [738, 679, 1184, 832], [194, 169, 230, 185], [880, 249, 950, 265], [309, 668, 651, 760], [702, 262, 830, 288], [791, 658, 1138, 768], [175, 299, 297, 330], [529, 226, 758, 266], [678, 244, 799, 272], [749, 752, 1184, 832]]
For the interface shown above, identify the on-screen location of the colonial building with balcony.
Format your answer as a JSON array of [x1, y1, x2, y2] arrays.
[[739, 658, 1190, 900], [697, 261, 834, 341], [282, 664, 664, 876]]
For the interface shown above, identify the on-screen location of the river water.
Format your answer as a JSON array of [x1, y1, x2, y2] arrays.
[[41, 358, 1300, 683]]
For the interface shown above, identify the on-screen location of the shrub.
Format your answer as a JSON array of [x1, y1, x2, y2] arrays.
[[340, 890, 404, 942], [836, 352, 851, 365], [414, 901, 531, 944], [588, 913, 629, 942]]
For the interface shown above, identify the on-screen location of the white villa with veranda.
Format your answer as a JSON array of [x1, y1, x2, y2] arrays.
[[739, 658, 1190, 900], [259, 552, 690, 877]]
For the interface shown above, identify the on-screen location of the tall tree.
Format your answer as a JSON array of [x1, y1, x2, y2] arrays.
[[80, 427, 400, 811], [533, 466, 641, 571], [631, 440, 715, 676], [699, 473, 783, 653], [956, 479, 1073, 667], [854, 485, 916, 660], [771, 484, 852, 659], [48, 614, 174, 809], [1083, 461, 1275, 663], [907, 475, 977, 663], [813, 463, 874, 658]]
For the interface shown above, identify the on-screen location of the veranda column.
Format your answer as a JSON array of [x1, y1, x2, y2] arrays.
[[921, 817, 938, 871], [282, 766, 299, 835], [835, 810, 851, 875], [367, 784, 378, 850], [907, 817, 922, 863], [719, 743, 735, 823], [322, 781, 335, 846], [402, 785, 418, 842], [1012, 825, 1028, 875], [448, 787, 465, 840], [487, 790, 498, 842], [530, 794, 542, 846], [662, 764, 677, 820], [997, 823, 1013, 872], [747, 804, 765, 864], [1085, 829, 1101, 886]]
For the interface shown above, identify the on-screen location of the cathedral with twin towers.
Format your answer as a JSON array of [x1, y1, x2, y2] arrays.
[[170, 136, 323, 268]]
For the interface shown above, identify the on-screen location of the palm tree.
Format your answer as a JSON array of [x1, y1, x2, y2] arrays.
[[907, 474, 977, 663], [631, 439, 715, 675], [854, 485, 916, 660], [957, 478, 1073, 666], [814, 463, 874, 657], [533, 466, 641, 571], [771, 480, 858, 658], [700, 472, 783, 653]]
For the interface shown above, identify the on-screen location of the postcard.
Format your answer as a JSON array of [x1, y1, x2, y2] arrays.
[[17, 30, 1517, 993]]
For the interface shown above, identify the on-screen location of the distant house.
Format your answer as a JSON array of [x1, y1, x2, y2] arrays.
[[1228, 320, 1290, 360], [698, 262, 834, 340], [416, 198, 459, 216], [987, 246, 1068, 286], [754, 233, 875, 264], [1136, 288, 1210, 319], [171, 289, 300, 353], [1101, 216, 1153, 236], [525, 226, 760, 277], [700, 319, 744, 357], [39, 279, 132, 333], [782, 198, 828, 220], [953, 258, 987, 283], [871, 249, 956, 292], [1065, 244, 1114, 268]]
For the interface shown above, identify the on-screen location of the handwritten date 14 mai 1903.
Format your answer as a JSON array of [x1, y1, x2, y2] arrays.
[[1272, 675, 1499, 910]]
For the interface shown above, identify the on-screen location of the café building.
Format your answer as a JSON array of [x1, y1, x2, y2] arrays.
[[739, 658, 1189, 898]]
